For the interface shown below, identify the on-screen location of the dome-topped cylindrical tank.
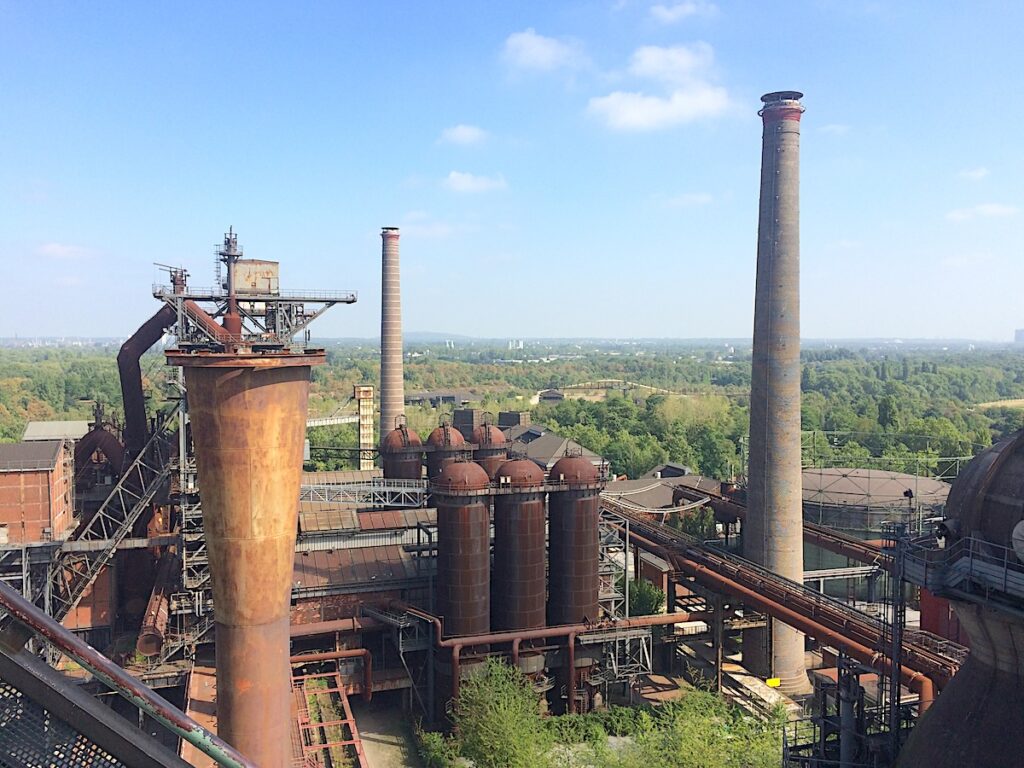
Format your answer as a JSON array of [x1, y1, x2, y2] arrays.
[[897, 430, 1024, 768], [547, 456, 602, 626], [492, 459, 546, 631], [426, 423, 467, 480], [471, 423, 508, 479], [380, 423, 422, 480], [432, 461, 492, 637]]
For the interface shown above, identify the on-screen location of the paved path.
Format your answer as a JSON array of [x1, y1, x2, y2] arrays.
[[351, 698, 422, 768]]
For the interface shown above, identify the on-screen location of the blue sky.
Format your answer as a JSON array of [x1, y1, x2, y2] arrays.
[[2, 1, 1023, 341]]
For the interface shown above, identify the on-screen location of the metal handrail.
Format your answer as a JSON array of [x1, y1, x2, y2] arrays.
[[153, 284, 357, 302], [0, 580, 254, 768]]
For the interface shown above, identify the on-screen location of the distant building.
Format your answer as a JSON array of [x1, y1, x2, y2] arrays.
[[642, 462, 694, 479], [498, 411, 530, 429], [537, 388, 564, 404], [405, 390, 476, 408], [503, 424, 604, 474], [22, 420, 91, 442]]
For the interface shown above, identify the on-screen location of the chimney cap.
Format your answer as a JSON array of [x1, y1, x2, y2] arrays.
[[381, 226, 400, 232], [761, 91, 803, 104]]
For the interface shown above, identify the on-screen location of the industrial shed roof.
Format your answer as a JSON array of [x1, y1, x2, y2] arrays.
[[801, 467, 949, 509], [292, 545, 422, 591], [0, 440, 65, 472], [22, 420, 90, 442]]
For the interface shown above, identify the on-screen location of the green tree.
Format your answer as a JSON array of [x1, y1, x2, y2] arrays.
[[452, 658, 552, 768]]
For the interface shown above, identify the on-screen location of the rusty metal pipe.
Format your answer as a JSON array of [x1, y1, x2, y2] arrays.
[[622, 526, 938, 697], [567, 632, 577, 714], [290, 648, 372, 703], [136, 551, 179, 657], [167, 350, 323, 767], [118, 305, 177, 456]]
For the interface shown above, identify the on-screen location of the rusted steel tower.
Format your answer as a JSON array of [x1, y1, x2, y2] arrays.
[[432, 461, 492, 638], [167, 348, 323, 766], [379, 227, 404, 439], [547, 456, 602, 626], [743, 90, 810, 693], [492, 458, 547, 632]]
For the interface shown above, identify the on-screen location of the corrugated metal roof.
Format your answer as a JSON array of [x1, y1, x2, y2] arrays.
[[292, 545, 419, 589], [0, 440, 65, 472], [22, 421, 90, 442], [356, 508, 435, 531]]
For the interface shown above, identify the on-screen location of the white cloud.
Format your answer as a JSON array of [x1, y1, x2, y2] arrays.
[[820, 123, 850, 135], [959, 166, 989, 181], [503, 28, 587, 71], [628, 43, 714, 85], [36, 242, 92, 259], [666, 192, 713, 207], [439, 124, 488, 145], [589, 42, 730, 131], [443, 171, 508, 193], [588, 83, 729, 130], [650, 1, 717, 24], [946, 203, 1018, 222]]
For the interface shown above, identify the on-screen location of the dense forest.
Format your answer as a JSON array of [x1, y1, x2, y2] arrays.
[[3, 341, 1024, 479]]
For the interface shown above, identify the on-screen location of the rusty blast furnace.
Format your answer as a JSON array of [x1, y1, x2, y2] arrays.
[[168, 351, 323, 766], [743, 91, 809, 693]]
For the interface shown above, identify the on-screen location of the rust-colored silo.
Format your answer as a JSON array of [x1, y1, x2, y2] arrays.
[[425, 423, 467, 480], [492, 459, 546, 631], [432, 461, 492, 637], [166, 349, 323, 767], [471, 423, 508, 479], [547, 456, 602, 626], [380, 423, 423, 480]]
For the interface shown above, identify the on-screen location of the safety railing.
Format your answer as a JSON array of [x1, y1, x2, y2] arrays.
[[0, 580, 253, 768]]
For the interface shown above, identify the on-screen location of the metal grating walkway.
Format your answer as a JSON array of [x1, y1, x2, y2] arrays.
[[0, 680, 126, 768]]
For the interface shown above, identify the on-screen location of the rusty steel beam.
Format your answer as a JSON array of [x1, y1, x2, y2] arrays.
[[167, 349, 323, 767]]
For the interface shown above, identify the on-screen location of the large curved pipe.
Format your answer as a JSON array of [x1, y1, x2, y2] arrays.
[[136, 551, 179, 658], [118, 305, 177, 457]]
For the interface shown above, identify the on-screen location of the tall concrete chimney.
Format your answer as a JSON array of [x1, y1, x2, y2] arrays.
[[743, 91, 809, 693], [380, 227, 404, 439], [167, 349, 324, 766]]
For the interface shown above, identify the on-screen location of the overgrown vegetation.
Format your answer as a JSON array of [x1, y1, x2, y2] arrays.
[[414, 658, 783, 768]]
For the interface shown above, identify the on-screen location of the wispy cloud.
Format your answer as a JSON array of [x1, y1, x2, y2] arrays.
[[650, 1, 717, 24], [502, 28, 588, 72], [666, 192, 713, 207], [36, 242, 92, 259], [443, 171, 508, 193], [946, 203, 1017, 222], [439, 124, 488, 145], [588, 43, 729, 131], [958, 166, 989, 181], [820, 123, 850, 136]]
